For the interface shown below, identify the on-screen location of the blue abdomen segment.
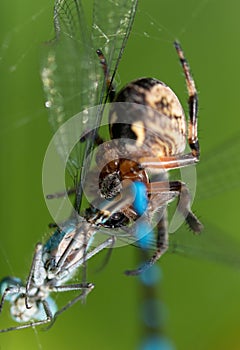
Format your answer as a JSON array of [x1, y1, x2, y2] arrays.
[[34, 296, 58, 321], [132, 182, 148, 216], [43, 220, 76, 253], [0, 277, 23, 302]]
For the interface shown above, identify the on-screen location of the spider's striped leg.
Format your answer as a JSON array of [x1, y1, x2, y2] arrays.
[[79, 48, 115, 148], [96, 49, 116, 102], [139, 153, 198, 171], [139, 41, 200, 171], [175, 41, 200, 159], [146, 180, 203, 233]]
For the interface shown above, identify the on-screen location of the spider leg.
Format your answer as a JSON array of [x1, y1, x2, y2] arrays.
[[79, 127, 105, 146], [81, 48, 117, 145], [139, 153, 198, 170], [174, 41, 200, 159], [96, 49, 116, 102], [46, 187, 76, 200], [125, 208, 169, 276], [146, 180, 203, 233], [141, 41, 200, 170]]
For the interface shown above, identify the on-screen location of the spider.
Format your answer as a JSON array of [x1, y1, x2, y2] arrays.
[[88, 41, 203, 275]]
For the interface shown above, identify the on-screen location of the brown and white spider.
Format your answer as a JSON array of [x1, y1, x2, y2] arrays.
[[87, 41, 203, 275]]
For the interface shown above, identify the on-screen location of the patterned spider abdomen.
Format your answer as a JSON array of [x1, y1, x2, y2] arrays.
[[109, 78, 186, 158]]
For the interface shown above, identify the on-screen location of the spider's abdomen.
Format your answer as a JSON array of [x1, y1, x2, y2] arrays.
[[109, 78, 186, 157]]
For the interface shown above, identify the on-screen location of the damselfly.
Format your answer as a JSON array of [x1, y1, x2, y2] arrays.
[[0, 217, 115, 332]]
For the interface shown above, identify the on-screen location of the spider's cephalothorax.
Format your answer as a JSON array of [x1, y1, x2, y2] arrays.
[[95, 42, 203, 275]]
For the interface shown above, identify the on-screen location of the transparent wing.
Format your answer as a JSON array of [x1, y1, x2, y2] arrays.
[[102, 216, 240, 269], [197, 133, 240, 199], [95, 133, 240, 267], [91, 0, 139, 103], [42, 0, 139, 208], [80, 0, 139, 204], [165, 134, 240, 266], [42, 0, 98, 179], [148, 222, 240, 269]]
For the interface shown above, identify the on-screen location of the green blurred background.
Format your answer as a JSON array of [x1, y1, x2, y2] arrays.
[[1, 0, 240, 349]]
